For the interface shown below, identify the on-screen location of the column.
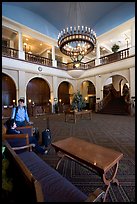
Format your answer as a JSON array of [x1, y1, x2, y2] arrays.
[[52, 76, 58, 113], [95, 75, 103, 112], [95, 42, 100, 66], [18, 31, 25, 60], [18, 71, 26, 104], [52, 45, 57, 67], [129, 67, 135, 99], [130, 22, 135, 55]]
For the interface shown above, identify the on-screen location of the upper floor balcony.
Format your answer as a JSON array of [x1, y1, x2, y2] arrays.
[[2, 45, 134, 72]]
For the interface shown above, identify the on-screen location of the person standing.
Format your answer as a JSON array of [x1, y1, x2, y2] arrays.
[[11, 98, 31, 127]]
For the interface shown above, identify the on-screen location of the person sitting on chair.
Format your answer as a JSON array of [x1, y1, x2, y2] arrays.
[[7, 119, 48, 155]]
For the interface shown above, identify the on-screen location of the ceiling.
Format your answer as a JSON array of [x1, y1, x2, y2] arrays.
[[4, 2, 125, 30], [3, 2, 134, 35], [2, 2, 134, 61]]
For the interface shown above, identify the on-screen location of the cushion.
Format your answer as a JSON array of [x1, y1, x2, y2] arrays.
[[19, 151, 87, 202]]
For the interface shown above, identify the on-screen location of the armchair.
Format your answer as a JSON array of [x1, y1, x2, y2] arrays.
[[2, 125, 34, 152]]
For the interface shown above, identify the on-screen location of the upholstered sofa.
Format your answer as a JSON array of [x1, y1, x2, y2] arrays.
[[3, 135, 105, 202]]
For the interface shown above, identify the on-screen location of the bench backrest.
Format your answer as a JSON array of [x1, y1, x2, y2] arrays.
[[3, 141, 44, 202], [16, 125, 33, 137]]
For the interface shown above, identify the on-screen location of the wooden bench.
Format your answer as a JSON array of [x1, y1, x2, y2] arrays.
[[3, 139, 105, 202], [2, 125, 34, 151]]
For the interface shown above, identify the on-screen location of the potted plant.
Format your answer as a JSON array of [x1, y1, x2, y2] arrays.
[[111, 44, 120, 53], [71, 91, 86, 111]]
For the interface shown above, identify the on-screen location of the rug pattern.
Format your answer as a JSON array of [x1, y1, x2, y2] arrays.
[[32, 113, 135, 202]]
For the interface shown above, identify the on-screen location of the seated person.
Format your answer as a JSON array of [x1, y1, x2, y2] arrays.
[[6, 119, 48, 155]]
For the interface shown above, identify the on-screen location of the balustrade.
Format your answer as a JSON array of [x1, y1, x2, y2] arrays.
[[2, 46, 132, 70]]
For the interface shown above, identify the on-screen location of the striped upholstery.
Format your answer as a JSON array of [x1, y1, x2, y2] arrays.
[[19, 151, 87, 202]]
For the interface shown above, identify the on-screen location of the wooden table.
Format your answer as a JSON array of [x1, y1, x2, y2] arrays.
[[65, 110, 92, 123], [52, 137, 123, 202]]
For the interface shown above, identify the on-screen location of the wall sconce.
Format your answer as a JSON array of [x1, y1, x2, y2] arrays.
[[28, 99, 31, 103], [49, 99, 51, 103], [54, 98, 58, 102], [23, 42, 27, 52], [28, 46, 32, 54], [59, 99, 62, 102], [13, 100, 15, 103], [84, 97, 88, 101]]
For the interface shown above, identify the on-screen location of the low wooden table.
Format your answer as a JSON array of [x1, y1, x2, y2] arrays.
[[52, 137, 123, 202], [65, 110, 92, 123]]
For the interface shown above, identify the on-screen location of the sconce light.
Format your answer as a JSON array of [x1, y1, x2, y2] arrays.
[[23, 43, 27, 52], [59, 99, 62, 102], [28, 46, 32, 54], [28, 99, 31, 103], [54, 98, 58, 102], [85, 97, 88, 101], [13, 100, 15, 103]]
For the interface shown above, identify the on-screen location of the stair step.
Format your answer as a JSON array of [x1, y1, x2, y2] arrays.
[[99, 96, 129, 115]]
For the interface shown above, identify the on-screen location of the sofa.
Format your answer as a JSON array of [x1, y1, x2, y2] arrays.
[[3, 136, 105, 202]]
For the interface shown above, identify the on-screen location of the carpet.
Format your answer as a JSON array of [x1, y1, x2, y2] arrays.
[[35, 113, 135, 202]]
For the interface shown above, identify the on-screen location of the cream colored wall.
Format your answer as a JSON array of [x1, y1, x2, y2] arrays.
[[129, 66, 135, 98], [2, 17, 135, 110]]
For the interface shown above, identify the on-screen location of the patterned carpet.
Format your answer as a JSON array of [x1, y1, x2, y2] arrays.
[[31, 113, 135, 202]]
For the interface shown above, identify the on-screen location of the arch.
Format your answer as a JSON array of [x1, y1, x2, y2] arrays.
[[102, 74, 129, 98], [2, 73, 16, 106], [80, 80, 96, 111], [25, 75, 52, 91], [57, 81, 74, 113], [26, 77, 51, 115]]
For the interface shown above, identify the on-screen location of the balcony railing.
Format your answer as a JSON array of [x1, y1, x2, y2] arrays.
[[2, 46, 132, 70], [100, 48, 129, 65], [2, 46, 18, 59], [25, 53, 52, 67]]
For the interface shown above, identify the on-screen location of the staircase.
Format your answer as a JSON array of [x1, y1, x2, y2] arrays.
[[99, 96, 129, 115]]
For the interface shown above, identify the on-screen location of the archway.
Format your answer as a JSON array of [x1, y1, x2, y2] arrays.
[[58, 81, 73, 113], [80, 80, 96, 111], [2, 73, 16, 118], [103, 75, 129, 98], [26, 77, 51, 115], [2, 73, 16, 106], [101, 75, 130, 115]]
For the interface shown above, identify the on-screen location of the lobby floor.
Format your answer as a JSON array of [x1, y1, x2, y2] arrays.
[[30, 112, 135, 202], [30, 112, 135, 160]]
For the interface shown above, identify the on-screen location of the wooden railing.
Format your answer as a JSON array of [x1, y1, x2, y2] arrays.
[[57, 60, 95, 70], [110, 85, 121, 98], [100, 48, 129, 65], [25, 53, 52, 67], [2, 46, 18, 59], [96, 91, 112, 112], [2, 46, 131, 70]]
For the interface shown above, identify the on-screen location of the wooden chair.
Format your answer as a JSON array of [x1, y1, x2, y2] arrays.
[[2, 124, 34, 152], [16, 125, 33, 137]]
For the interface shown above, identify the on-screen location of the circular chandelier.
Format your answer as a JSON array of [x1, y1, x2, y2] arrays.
[[58, 25, 96, 63]]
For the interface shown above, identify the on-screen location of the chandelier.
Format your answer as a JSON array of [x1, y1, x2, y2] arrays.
[[57, 3, 96, 64]]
